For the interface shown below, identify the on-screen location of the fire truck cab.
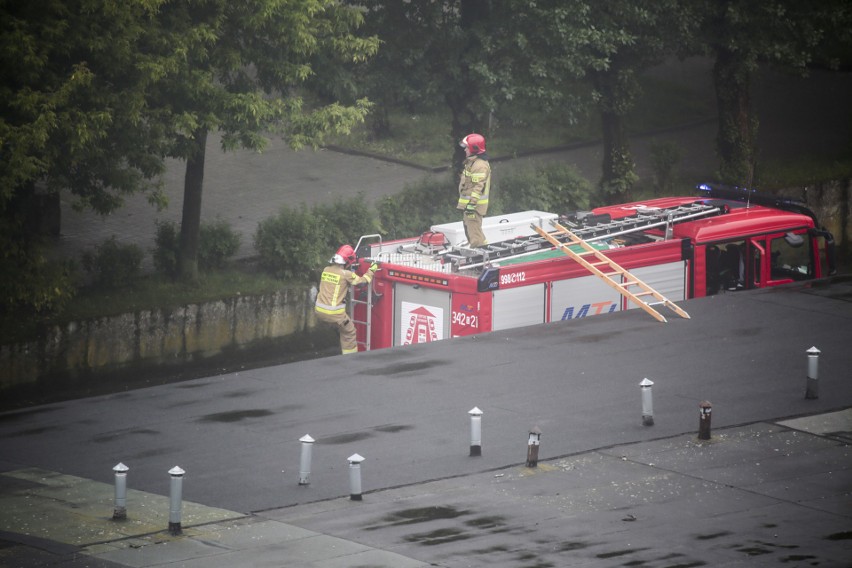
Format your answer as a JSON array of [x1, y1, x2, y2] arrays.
[[350, 184, 836, 351]]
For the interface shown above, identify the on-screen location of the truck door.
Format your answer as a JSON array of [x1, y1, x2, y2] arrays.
[[756, 229, 813, 286], [394, 284, 451, 347], [492, 284, 546, 331]]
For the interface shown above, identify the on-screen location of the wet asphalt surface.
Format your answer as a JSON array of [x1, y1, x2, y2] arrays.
[[1, 280, 851, 567]]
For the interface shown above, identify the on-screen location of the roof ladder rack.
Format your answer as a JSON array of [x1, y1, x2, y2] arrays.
[[454, 202, 723, 269], [531, 221, 691, 323]]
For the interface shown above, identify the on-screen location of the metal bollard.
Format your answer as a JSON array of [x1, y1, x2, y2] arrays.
[[112, 463, 129, 520], [698, 401, 712, 440], [348, 454, 365, 501], [640, 378, 655, 426], [526, 426, 542, 468], [299, 434, 315, 486], [805, 346, 820, 399], [468, 407, 483, 457], [168, 466, 185, 535]]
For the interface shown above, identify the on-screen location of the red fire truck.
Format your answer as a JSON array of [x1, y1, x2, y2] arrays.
[[349, 184, 836, 351]]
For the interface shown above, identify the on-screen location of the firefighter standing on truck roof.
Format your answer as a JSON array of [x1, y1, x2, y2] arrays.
[[457, 133, 491, 248], [315, 245, 378, 355]]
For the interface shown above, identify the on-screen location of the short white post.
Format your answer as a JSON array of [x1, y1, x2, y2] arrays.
[[640, 378, 655, 426], [299, 434, 315, 486], [806, 346, 820, 399], [348, 453, 365, 501], [168, 466, 185, 535], [112, 462, 129, 520], [468, 407, 483, 457]]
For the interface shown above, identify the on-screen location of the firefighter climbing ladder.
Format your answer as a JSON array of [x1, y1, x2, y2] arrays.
[[448, 201, 723, 269], [532, 221, 690, 323], [349, 234, 383, 351]]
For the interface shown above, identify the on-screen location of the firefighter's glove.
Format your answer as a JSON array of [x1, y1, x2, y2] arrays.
[[369, 262, 379, 273], [465, 203, 476, 211]]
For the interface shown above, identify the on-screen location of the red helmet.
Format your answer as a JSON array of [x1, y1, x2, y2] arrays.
[[460, 133, 486, 155], [332, 244, 356, 265]]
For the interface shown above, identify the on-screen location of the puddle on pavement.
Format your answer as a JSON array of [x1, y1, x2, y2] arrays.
[[464, 515, 507, 530], [92, 428, 159, 443], [558, 541, 592, 552], [735, 545, 773, 556], [198, 409, 274, 422], [359, 359, 450, 376], [6, 425, 61, 437], [368, 505, 470, 530], [404, 527, 471, 546], [224, 389, 254, 398], [0, 407, 60, 423], [129, 446, 177, 460], [321, 431, 374, 444], [373, 424, 414, 433], [826, 531, 852, 540], [596, 547, 651, 559], [780, 555, 819, 563], [695, 531, 732, 540], [471, 545, 510, 554]]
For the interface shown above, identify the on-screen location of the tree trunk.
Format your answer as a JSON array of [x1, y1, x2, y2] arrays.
[[594, 71, 636, 205], [447, 0, 490, 176], [178, 128, 207, 283], [713, 47, 757, 187]]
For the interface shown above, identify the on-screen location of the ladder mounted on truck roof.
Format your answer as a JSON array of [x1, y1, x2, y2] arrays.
[[444, 201, 723, 270], [532, 221, 690, 323]]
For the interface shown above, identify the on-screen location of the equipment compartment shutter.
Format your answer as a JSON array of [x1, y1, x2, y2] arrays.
[[551, 275, 622, 322], [393, 284, 451, 347], [628, 261, 686, 307], [492, 284, 545, 331]]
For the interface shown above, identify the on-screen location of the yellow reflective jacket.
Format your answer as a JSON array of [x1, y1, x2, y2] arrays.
[[457, 155, 491, 215], [315, 264, 372, 315]]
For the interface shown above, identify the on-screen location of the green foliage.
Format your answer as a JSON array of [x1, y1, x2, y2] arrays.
[[310, 193, 381, 252], [254, 205, 328, 280], [199, 219, 241, 270], [66, 269, 285, 322], [376, 174, 459, 239], [0, 0, 168, 212], [494, 164, 593, 214], [81, 237, 144, 290], [649, 140, 683, 195], [0, 0, 168, 313], [144, 0, 379, 281], [154, 219, 241, 277], [598, 147, 640, 205], [153, 221, 180, 277], [756, 154, 852, 190], [697, 0, 850, 186], [0, 252, 76, 316], [254, 194, 382, 279]]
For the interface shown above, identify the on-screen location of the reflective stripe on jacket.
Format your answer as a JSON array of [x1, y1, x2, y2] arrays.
[[315, 264, 372, 314], [457, 155, 491, 215]]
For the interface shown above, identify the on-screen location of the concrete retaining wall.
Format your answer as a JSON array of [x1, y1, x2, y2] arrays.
[[0, 286, 320, 391]]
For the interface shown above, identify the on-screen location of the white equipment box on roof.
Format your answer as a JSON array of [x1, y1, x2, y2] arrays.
[[431, 210, 559, 246]]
